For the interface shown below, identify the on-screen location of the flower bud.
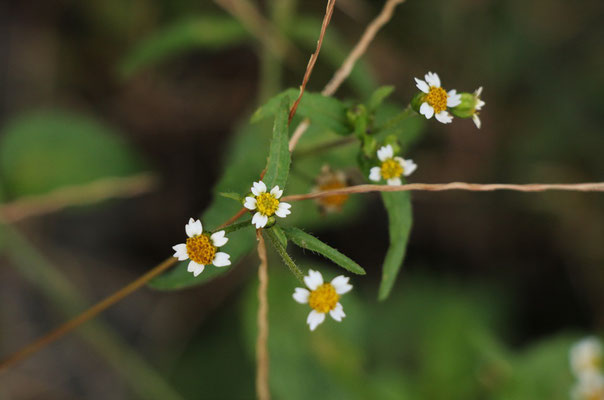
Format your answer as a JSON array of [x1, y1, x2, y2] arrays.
[[449, 87, 485, 128]]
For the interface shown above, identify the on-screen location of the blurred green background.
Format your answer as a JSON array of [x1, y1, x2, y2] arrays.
[[1, 0, 603, 398]]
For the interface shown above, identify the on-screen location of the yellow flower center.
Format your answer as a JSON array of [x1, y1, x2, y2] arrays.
[[318, 180, 348, 208], [380, 159, 403, 180], [256, 193, 279, 216], [186, 234, 217, 265], [308, 283, 339, 313], [426, 86, 448, 114]]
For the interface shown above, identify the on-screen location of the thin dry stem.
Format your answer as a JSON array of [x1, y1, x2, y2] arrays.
[[255, 230, 270, 400], [288, 0, 405, 151], [0, 173, 157, 224], [288, 0, 337, 125], [282, 182, 604, 202]]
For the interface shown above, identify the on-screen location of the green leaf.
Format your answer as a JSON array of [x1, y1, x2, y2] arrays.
[[218, 192, 242, 202], [0, 110, 144, 199], [281, 226, 366, 275], [252, 89, 351, 135], [119, 16, 250, 78], [367, 86, 395, 112], [271, 226, 288, 249], [262, 97, 290, 190], [378, 191, 413, 300]]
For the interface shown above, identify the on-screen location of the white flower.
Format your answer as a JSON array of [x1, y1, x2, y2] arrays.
[[172, 218, 231, 277], [571, 373, 604, 400], [293, 269, 352, 331], [368, 144, 416, 186], [243, 180, 291, 229], [571, 337, 603, 378], [414, 71, 461, 124], [472, 86, 485, 129]]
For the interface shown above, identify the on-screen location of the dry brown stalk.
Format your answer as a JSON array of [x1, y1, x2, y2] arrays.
[[0, 173, 157, 224], [255, 230, 270, 400], [288, 0, 406, 151], [282, 182, 604, 202], [288, 0, 337, 124]]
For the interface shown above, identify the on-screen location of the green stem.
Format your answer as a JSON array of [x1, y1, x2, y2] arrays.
[[264, 228, 304, 283], [217, 219, 253, 235]]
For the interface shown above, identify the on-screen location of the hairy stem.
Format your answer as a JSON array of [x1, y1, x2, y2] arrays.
[[255, 230, 270, 400]]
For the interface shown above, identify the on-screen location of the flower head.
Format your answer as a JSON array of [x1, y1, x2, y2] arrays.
[[312, 165, 349, 214], [571, 337, 603, 378], [172, 218, 231, 277], [471, 86, 485, 129], [293, 269, 352, 331], [571, 373, 604, 400], [244, 180, 291, 229], [414, 72, 461, 124], [368, 145, 416, 186]]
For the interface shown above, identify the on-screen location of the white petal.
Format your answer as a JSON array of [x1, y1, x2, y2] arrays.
[[329, 303, 346, 322], [403, 159, 417, 176], [213, 252, 231, 267], [414, 78, 429, 93], [187, 260, 205, 277], [172, 243, 189, 261], [275, 202, 292, 218], [475, 86, 483, 97], [243, 196, 257, 210], [293, 288, 310, 304], [425, 71, 440, 87], [447, 90, 462, 107], [331, 276, 352, 295], [210, 230, 228, 247], [387, 178, 402, 186], [435, 110, 453, 124], [307, 310, 326, 331], [377, 145, 393, 162], [270, 186, 283, 199], [369, 167, 382, 182], [251, 181, 267, 196], [476, 99, 485, 110], [185, 218, 203, 237], [419, 102, 434, 119], [252, 212, 268, 229], [472, 114, 482, 129], [304, 269, 324, 290]]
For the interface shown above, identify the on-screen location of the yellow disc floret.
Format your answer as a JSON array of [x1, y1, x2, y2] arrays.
[[186, 234, 217, 265], [308, 283, 339, 313], [426, 86, 448, 114], [318, 180, 348, 208], [256, 192, 279, 216], [380, 159, 403, 180]]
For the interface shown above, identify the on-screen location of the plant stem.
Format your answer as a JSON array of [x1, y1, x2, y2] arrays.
[[218, 218, 252, 235], [264, 228, 304, 283], [255, 230, 270, 400]]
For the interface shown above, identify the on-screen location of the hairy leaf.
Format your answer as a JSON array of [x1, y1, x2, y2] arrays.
[[262, 97, 290, 190], [281, 226, 366, 275], [378, 191, 413, 300]]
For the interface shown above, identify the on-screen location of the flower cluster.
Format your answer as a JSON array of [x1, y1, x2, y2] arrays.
[[570, 337, 604, 400]]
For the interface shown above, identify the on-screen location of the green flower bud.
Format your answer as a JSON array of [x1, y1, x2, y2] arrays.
[[449, 87, 485, 119], [410, 92, 426, 114]]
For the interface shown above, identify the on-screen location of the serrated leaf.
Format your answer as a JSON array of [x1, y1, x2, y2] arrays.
[[262, 97, 290, 190], [378, 191, 413, 300], [252, 89, 351, 135], [281, 226, 366, 275], [119, 16, 250, 78], [367, 86, 395, 112], [0, 110, 144, 199]]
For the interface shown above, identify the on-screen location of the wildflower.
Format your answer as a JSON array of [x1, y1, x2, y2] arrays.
[[449, 86, 486, 129], [414, 71, 461, 124], [472, 87, 486, 129], [312, 165, 349, 214], [571, 373, 604, 400], [571, 337, 603, 378], [244, 180, 291, 229], [293, 269, 352, 331], [368, 144, 416, 186], [172, 218, 231, 276]]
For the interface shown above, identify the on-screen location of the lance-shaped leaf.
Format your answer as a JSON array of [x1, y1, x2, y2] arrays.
[[262, 97, 291, 190], [378, 191, 413, 300], [281, 226, 366, 275], [366, 86, 395, 112]]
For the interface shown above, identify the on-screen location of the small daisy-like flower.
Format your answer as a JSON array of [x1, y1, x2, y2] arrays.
[[571, 373, 604, 400], [243, 180, 291, 229], [172, 218, 231, 277], [414, 71, 461, 124], [472, 86, 486, 129], [312, 165, 349, 214], [293, 269, 352, 331], [368, 144, 417, 186], [571, 337, 603, 378]]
